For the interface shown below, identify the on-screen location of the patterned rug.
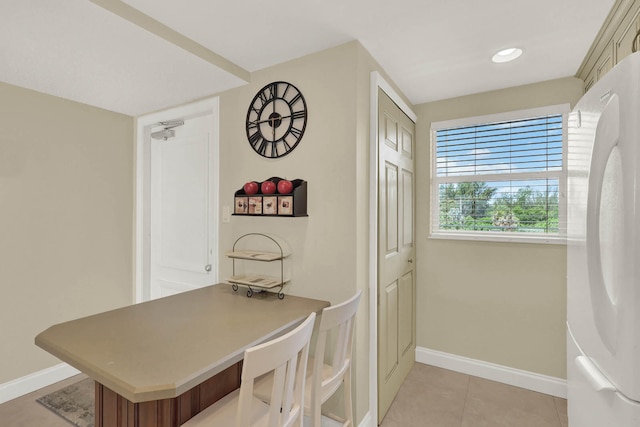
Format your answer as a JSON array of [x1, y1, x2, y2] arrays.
[[34, 378, 344, 427], [36, 378, 94, 427]]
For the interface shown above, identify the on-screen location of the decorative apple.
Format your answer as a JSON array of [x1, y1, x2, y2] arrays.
[[261, 180, 277, 194], [243, 181, 259, 195], [277, 179, 293, 194]]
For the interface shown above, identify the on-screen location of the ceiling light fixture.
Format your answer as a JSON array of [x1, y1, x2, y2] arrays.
[[492, 47, 523, 63]]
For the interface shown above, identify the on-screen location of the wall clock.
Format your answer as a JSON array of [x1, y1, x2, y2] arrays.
[[245, 81, 308, 158]]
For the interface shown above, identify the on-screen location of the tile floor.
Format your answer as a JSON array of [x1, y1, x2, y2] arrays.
[[380, 363, 568, 427], [0, 363, 567, 427]]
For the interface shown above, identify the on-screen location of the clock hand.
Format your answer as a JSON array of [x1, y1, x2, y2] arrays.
[[272, 97, 275, 140], [250, 114, 296, 126]]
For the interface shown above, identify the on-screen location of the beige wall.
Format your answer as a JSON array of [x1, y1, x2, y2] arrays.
[[215, 40, 409, 424], [0, 82, 134, 384], [217, 41, 360, 303], [414, 77, 585, 379]]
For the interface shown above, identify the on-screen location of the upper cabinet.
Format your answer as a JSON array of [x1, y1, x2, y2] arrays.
[[584, 40, 614, 93], [614, 6, 640, 62], [578, 0, 640, 91]]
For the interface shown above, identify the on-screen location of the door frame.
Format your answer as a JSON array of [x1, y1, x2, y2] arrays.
[[369, 72, 417, 424], [135, 97, 220, 303]]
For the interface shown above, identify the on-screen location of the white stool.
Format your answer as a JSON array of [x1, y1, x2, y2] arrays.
[[183, 312, 316, 427], [255, 291, 362, 427]]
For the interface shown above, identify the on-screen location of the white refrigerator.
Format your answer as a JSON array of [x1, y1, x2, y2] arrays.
[[567, 51, 640, 426]]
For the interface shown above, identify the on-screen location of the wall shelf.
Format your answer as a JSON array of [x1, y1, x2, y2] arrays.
[[225, 233, 291, 299], [233, 178, 308, 217]]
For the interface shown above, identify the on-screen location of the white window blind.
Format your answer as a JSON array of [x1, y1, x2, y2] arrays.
[[431, 105, 567, 243]]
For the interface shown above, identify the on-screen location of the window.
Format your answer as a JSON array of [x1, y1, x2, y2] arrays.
[[430, 104, 569, 243]]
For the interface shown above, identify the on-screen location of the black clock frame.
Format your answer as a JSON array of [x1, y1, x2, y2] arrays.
[[245, 81, 308, 158]]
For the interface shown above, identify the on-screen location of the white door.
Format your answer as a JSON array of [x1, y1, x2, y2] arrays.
[[377, 89, 416, 423], [149, 113, 217, 299]]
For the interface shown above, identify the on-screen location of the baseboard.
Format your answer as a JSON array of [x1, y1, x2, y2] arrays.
[[358, 411, 373, 427], [0, 363, 80, 404], [415, 347, 567, 399]]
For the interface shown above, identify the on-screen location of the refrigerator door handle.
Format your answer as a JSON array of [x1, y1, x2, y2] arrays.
[[575, 355, 616, 392]]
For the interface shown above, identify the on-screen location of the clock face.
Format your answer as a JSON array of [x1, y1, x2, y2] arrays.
[[246, 81, 308, 158]]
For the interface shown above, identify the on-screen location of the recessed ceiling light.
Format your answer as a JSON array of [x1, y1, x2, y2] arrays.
[[492, 48, 523, 63]]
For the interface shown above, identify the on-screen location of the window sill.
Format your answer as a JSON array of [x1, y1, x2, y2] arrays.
[[428, 231, 567, 245]]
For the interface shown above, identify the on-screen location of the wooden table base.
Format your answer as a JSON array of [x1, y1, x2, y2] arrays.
[[95, 362, 242, 427]]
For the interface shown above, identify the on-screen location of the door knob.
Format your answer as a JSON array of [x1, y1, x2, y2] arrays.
[[204, 264, 212, 272], [408, 259, 413, 263]]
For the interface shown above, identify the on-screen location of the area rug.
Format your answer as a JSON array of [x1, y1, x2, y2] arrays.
[[34, 378, 342, 427], [36, 378, 94, 427]]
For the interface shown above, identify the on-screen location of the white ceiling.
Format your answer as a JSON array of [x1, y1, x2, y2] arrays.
[[1, 0, 616, 116]]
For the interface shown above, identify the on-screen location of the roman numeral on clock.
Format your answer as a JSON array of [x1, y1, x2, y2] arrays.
[[258, 91, 269, 105], [249, 131, 263, 148], [291, 110, 306, 120], [290, 127, 303, 139], [290, 92, 302, 106], [257, 139, 269, 156], [268, 83, 278, 100]]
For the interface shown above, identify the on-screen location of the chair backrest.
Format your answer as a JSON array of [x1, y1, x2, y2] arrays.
[[237, 312, 316, 427], [311, 290, 362, 404]]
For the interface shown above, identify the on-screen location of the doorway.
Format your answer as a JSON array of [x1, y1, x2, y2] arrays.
[[369, 73, 418, 425], [135, 97, 220, 302]]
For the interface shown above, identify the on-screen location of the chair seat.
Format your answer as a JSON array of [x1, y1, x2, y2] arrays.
[[183, 388, 270, 427]]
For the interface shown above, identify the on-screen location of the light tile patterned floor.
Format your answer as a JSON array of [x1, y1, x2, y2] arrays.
[[380, 363, 568, 427], [0, 364, 567, 427]]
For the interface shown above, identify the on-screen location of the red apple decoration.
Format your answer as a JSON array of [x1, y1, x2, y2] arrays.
[[261, 180, 277, 194], [277, 179, 293, 194], [243, 181, 259, 195]]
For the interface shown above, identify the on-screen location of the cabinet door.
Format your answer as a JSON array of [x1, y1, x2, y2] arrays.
[[597, 41, 615, 80], [584, 41, 614, 93], [584, 70, 596, 93], [614, 7, 640, 64]]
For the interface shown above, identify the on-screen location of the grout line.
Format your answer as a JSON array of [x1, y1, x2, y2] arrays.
[[459, 373, 472, 427], [553, 396, 567, 427]]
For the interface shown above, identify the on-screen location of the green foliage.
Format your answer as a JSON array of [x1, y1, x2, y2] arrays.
[[439, 182, 559, 233]]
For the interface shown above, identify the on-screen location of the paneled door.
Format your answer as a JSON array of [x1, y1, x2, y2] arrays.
[[377, 89, 416, 423], [149, 113, 216, 299]]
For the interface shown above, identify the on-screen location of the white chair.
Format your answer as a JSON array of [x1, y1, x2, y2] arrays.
[[183, 312, 316, 427], [255, 290, 362, 427]]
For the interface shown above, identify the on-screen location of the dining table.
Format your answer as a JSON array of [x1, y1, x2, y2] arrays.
[[35, 283, 329, 427]]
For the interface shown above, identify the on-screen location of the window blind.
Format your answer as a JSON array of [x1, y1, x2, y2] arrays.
[[436, 115, 563, 177], [432, 113, 565, 239]]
